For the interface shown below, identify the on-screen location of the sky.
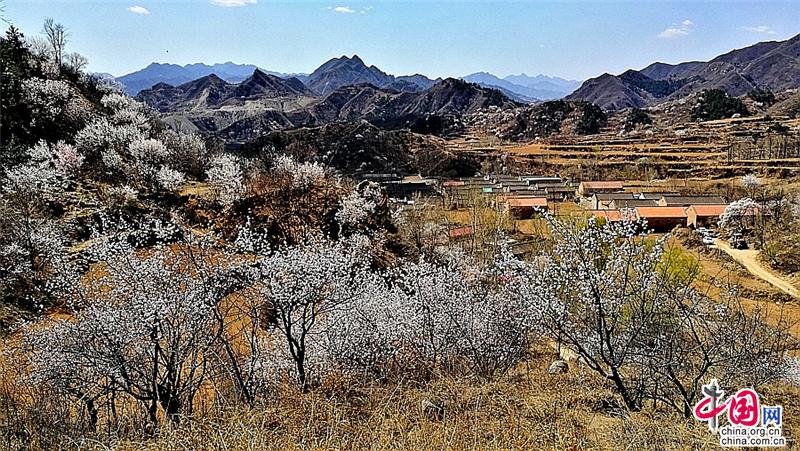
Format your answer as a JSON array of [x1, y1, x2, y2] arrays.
[[4, 0, 799, 81]]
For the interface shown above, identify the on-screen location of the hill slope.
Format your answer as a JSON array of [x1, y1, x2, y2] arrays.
[[138, 72, 518, 142], [568, 33, 800, 110], [305, 55, 437, 95]]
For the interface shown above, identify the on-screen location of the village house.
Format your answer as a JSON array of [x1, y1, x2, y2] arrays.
[[544, 185, 577, 202], [442, 180, 466, 188], [520, 176, 562, 185], [448, 225, 474, 240], [532, 182, 566, 190], [658, 195, 726, 207], [609, 198, 659, 209], [637, 192, 679, 200], [581, 192, 634, 210], [685, 204, 728, 228], [577, 181, 624, 197], [505, 197, 548, 218], [382, 177, 436, 199], [588, 209, 625, 223], [634, 206, 689, 232], [497, 180, 532, 192]]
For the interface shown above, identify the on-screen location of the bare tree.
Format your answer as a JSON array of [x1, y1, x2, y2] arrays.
[[42, 18, 68, 69], [65, 52, 88, 73]]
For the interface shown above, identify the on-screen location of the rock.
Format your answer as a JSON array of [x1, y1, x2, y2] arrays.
[[547, 359, 568, 374], [421, 399, 444, 421]]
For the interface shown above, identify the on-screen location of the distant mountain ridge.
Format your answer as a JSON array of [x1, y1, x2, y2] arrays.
[[462, 72, 580, 101], [568, 33, 800, 110], [117, 56, 439, 97], [115, 56, 577, 100], [137, 70, 315, 112], [115, 62, 292, 96]]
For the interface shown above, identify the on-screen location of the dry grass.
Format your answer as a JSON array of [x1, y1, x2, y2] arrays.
[[61, 352, 740, 451]]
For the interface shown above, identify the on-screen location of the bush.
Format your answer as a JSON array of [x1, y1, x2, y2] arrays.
[[575, 103, 607, 135], [624, 108, 652, 132], [748, 89, 776, 106], [691, 89, 749, 121]]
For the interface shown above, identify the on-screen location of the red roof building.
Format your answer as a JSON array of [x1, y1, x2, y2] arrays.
[[449, 226, 474, 239], [635, 206, 688, 232], [577, 181, 624, 197], [686, 204, 728, 228], [589, 209, 624, 222], [506, 197, 548, 218]]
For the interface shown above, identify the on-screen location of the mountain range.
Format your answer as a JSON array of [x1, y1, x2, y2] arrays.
[[568, 33, 800, 110], [461, 72, 580, 101], [137, 70, 315, 112], [135, 64, 518, 142], [114, 56, 578, 102], [116, 62, 295, 96]]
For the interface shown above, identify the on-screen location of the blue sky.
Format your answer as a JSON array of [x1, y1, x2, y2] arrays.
[[5, 0, 799, 80]]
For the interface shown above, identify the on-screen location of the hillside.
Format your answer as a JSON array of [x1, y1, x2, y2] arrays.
[[139, 74, 519, 141], [137, 70, 315, 112], [568, 33, 800, 110]]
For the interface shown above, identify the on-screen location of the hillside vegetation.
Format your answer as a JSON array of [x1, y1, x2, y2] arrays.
[[2, 21, 800, 451]]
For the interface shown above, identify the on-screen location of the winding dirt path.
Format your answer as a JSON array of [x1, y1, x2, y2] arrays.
[[714, 239, 800, 300]]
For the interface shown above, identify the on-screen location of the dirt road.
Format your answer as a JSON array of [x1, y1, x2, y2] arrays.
[[714, 239, 800, 300]]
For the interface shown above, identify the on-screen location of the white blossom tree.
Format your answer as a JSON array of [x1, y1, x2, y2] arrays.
[[51, 141, 85, 177], [741, 173, 763, 198], [248, 235, 372, 391], [335, 181, 384, 235], [155, 166, 185, 193], [0, 143, 69, 309], [159, 130, 210, 176], [513, 216, 796, 415], [22, 78, 75, 124], [272, 154, 328, 190], [719, 197, 760, 235], [207, 154, 244, 208], [25, 221, 254, 426]]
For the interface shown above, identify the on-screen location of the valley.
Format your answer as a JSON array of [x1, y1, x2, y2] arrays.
[[2, 6, 800, 450]]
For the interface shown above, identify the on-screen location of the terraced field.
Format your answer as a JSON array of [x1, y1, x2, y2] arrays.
[[449, 115, 800, 177]]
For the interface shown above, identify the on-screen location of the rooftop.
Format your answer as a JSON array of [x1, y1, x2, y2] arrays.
[[595, 193, 635, 200], [589, 210, 624, 222], [660, 195, 726, 206], [638, 192, 679, 199], [635, 206, 689, 218], [449, 226, 474, 239], [687, 204, 728, 216], [612, 199, 659, 208], [580, 181, 624, 189], [507, 197, 548, 208]]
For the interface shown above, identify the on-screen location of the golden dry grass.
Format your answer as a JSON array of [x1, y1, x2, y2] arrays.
[[100, 352, 736, 451]]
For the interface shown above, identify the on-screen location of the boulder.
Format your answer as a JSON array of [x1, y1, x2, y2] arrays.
[[548, 359, 568, 374]]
